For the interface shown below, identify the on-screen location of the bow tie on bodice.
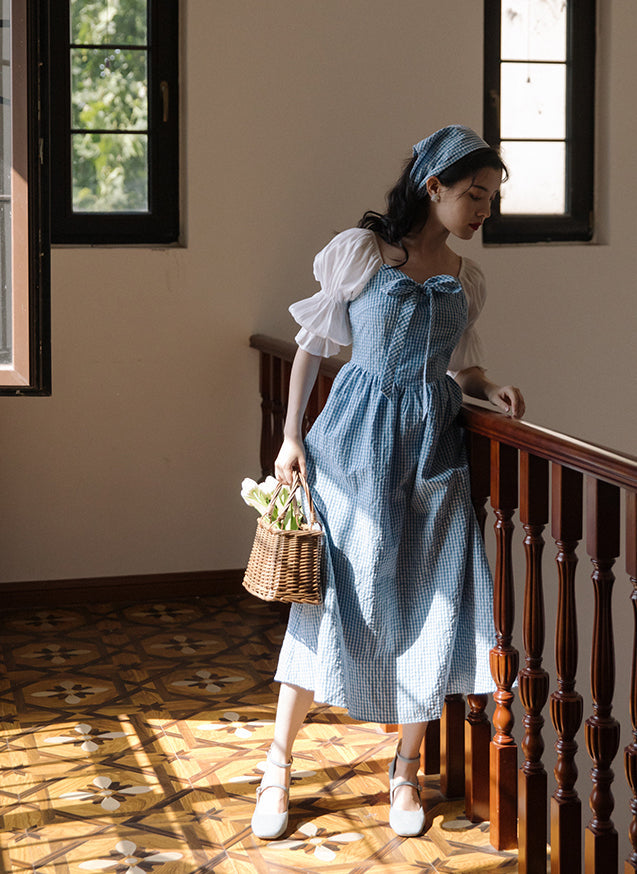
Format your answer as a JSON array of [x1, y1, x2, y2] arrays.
[[380, 273, 464, 401], [385, 273, 463, 300]]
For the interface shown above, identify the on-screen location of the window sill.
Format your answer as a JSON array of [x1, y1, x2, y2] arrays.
[[51, 240, 187, 250]]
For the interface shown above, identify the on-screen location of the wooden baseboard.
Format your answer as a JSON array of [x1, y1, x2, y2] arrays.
[[0, 568, 245, 610]]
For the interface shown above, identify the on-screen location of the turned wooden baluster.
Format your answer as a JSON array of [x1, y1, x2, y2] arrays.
[[468, 429, 491, 539], [585, 478, 621, 874], [421, 718, 441, 775], [550, 464, 584, 874], [304, 365, 320, 434], [625, 490, 637, 874], [317, 372, 334, 414], [271, 355, 285, 462], [466, 693, 490, 821], [441, 694, 465, 797], [258, 352, 274, 478], [518, 453, 550, 873], [283, 358, 292, 401], [489, 440, 519, 850], [302, 371, 335, 435], [465, 429, 492, 822]]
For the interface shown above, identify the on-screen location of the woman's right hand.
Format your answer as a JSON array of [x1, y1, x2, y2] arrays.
[[274, 435, 307, 485]]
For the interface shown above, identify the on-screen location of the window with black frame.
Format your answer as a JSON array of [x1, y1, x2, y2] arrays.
[[483, 0, 595, 244], [0, 0, 50, 396], [50, 0, 179, 245]]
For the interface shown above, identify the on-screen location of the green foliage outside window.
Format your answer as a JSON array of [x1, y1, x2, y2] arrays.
[[70, 0, 149, 212]]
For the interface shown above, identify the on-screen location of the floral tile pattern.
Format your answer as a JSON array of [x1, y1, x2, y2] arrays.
[[0, 593, 521, 873]]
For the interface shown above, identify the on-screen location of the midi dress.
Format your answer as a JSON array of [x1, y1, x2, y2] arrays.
[[274, 228, 496, 724]]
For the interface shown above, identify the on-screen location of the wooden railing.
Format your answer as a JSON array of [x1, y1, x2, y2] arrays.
[[249, 333, 637, 874]]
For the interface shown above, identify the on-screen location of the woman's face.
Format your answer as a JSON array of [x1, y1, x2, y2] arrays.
[[429, 167, 502, 240]]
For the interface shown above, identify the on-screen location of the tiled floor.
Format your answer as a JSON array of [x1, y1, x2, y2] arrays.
[[0, 594, 519, 872]]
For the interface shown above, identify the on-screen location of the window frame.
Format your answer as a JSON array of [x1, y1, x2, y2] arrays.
[[49, 0, 179, 246], [483, 0, 596, 245], [0, 0, 51, 396]]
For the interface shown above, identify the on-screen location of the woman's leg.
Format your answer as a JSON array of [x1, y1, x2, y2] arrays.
[[256, 682, 315, 814], [392, 721, 427, 811]]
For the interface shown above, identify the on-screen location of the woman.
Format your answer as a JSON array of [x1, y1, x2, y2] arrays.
[[252, 125, 525, 841]]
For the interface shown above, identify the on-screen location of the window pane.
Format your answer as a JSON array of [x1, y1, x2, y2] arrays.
[[0, 1, 7, 57], [1, 0, 8, 191], [0, 3, 10, 365], [500, 141, 565, 214], [72, 132, 148, 211], [0, 202, 11, 365], [71, 48, 148, 130], [71, 0, 147, 46], [501, 62, 566, 139], [1, 75, 9, 194], [501, 0, 567, 61]]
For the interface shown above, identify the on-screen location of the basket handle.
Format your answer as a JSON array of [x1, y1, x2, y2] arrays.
[[263, 470, 317, 529], [294, 470, 317, 528]]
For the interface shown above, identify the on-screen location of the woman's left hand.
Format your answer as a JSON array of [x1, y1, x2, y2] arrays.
[[452, 367, 526, 419], [487, 384, 526, 419]]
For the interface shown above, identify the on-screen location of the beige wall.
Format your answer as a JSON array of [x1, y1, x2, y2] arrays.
[[0, 0, 634, 585]]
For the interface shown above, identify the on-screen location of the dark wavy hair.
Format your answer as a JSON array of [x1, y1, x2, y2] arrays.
[[358, 147, 507, 265]]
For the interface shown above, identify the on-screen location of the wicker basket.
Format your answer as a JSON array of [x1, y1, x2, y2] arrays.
[[243, 471, 323, 604]]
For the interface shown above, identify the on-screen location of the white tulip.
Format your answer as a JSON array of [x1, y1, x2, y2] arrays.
[[240, 478, 259, 502], [261, 475, 279, 495], [241, 475, 307, 530]]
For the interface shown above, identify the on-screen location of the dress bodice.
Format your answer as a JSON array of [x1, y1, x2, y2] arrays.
[[348, 265, 468, 396]]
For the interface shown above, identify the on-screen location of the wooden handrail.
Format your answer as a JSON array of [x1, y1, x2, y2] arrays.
[[250, 333, 637, 491], [250, 333, 345, 379], [462, 403, 637, 492]]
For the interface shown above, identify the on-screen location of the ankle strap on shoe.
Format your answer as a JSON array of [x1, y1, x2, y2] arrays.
[[396, 746, 420, 764], [267, 747, 293, 768], [256, 782, 290, 800]]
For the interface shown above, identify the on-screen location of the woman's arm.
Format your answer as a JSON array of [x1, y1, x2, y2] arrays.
[[454, 366, 526, 419], [274, 348, 323, 484]]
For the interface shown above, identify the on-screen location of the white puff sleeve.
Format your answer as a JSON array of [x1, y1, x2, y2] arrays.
[[447, 257, 487, 376], [290, 228, 383, 357]]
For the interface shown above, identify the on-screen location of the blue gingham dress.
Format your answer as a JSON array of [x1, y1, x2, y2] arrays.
[[274, 231, 495, 724]]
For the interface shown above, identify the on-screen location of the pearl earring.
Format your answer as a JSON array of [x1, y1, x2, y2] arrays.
[[431, 193, 440, 203]]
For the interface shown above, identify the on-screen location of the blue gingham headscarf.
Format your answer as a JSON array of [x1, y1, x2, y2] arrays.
[[410, 125, 490, 194]]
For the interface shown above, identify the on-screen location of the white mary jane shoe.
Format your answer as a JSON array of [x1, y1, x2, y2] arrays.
[[251, 749, 293, 840], [388, 746, 425, 837]]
